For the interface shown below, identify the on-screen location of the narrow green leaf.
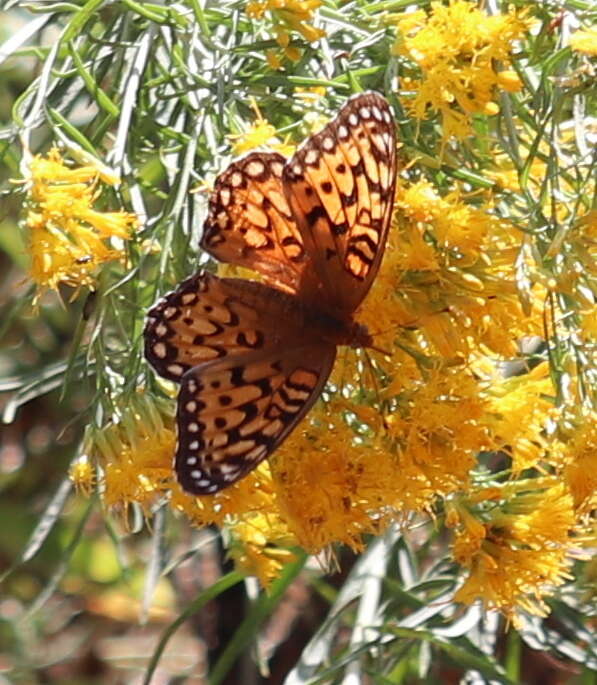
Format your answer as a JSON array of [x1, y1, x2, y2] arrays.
[[67, 42, 119, 117], [61, 0, 106, 43], [387, 627, 516, 684], [47, 108, 96, 154], [142, 570, 246, 685]]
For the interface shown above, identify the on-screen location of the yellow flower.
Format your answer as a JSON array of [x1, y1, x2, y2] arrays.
[[69, 457, 96, 497], [247, 0, 325, 65], [366, 178, 542, 360], [267, 359, 487, 555], [389, 7, 426, 41], [555, 410, 597, 514], [230, 118, 278, 155], [294, 85, 327, 103], [284, 46, 303, 62], [269, 399, 397, 551], [169, 461, 278, 530], [229, 99, 295, 156], [485, 362, 559, 472], [580, 306, 597, 341], [488, 153, 548, 192], [451, 483, 583, 625], [392, 1, 530, 139], [101, 430, 174, 513], [383, 366, 487, 502], [496, 70, 523, 93], [247, 1, 267, 19], [396, 180, 513, 258], [228, 512, 298, 587], [569, 28, 597, 55], [89, 394, 175, 517], [449, 502, 486, 564], [266, 50, 283, 70], [23, 147, 137, 295]]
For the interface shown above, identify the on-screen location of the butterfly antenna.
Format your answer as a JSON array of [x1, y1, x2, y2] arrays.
[[368, 305, 452, 346], [362, 348, 378, 401], [367, 341, 393, 357], [362, 348, 390, 431]]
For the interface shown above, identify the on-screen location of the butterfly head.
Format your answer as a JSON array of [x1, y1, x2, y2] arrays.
[[349, 321, 374, 350], [348, 320, 393, 356]]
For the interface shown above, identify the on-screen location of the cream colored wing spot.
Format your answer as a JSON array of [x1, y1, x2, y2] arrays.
[[230, 171, 243, 187], [304, 149, 320, 166], [246, 160, 266, 177], [153, 342, 167, 359], [338, 125, 349, 140], [167, 364, 185, 377]]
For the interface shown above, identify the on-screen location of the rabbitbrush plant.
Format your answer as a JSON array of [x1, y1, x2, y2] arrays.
[[0, 0, 595, 682]]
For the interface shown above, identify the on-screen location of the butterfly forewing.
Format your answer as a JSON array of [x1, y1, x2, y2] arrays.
[[201, 152, 308, 293], [283, 92, 397, 314], [176, 345, 336, 493]]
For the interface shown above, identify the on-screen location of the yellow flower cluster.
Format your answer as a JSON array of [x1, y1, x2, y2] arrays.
[[227, 89, 329, 158], [77, 394, 175, 518], [228, 513, 298, 587], [361, 179, 542, 360], [270, 397, 400, 551], [391, 1, 530, 139], [87, 156, 596, 617], [171, 467, 304, 586], [61, 72, 593, 619], [554, 409, 597, 514], [449, 481, 586, 625], [23, 148, 137, 295], [246, 0, 325, 66], [69, 457, 96, 497], [87, 162, 596, 612], [484, 362, 560, 472]]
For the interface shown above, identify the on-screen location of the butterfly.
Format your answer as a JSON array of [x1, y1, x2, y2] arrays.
[[144, 92, 397, 495]]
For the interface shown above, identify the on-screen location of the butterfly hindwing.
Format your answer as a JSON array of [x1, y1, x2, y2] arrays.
[[283, 92, 397, 314], [175, 345, 336, 493], [144, 271, 307, 383], [201, 152, 307, 293]]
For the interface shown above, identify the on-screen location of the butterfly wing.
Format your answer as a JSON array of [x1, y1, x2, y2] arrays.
[[145, 270, 308, 384], [201, 152, 308, 293], [282, 91, 397, 314], [144, 271, 337, 494], [175, 344, 336, 494]]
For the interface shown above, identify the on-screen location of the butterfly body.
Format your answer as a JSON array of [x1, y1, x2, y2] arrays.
[[145, 92, 397, 494]]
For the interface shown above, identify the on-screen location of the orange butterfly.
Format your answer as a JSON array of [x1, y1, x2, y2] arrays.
[[145, 92, 397, 494]]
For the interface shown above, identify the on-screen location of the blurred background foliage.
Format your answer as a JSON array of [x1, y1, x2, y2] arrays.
[[0, 0, 596, 683]]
